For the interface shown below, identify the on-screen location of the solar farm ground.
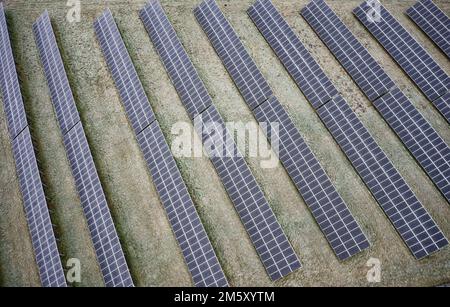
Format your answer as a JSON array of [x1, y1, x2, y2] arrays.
[[0, 0, 449, 287]]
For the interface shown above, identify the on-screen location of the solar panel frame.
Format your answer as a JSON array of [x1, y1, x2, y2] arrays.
[[318, 96, 449, 259], [354, 1, 450, 115], [247, 0, 339, 109], [407, 0, 450, 59], [12, 127, 67, 287], [63, 122, 134, 287], [433, 92, 450, 123], [140, 0, 301, 281], [194, 0, 274, 110], [94, 9, 156, 135], [32, 11, 80, 135], [0, 3, 28, 139], [299, 0, 450, 204], [196, 0, 370, 261], [300, 0, 395, 102], [194, 105, 302, 280], [373, 88, 450, 203], [137, 121, 228, 287], [139, 1, 212, 120], [94, 10, 228, 287]]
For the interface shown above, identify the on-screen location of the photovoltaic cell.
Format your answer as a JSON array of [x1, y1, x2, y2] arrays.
[[137, 122, 227, 287], [0, 3, 27, 139], [194, 0, 273, 110], [140, 0, 301, 281], [433, 92, 450, 122], [300, 0, 395, 102], [196, 0, 370, 261], [300, 0, 450, 204], [34, 11, 133, 287], [94, 10, 227, 287], [354, 0, 450, 123], [247, 0, 339, 109], [318, 96, 448, 259], [94, 9, 155, 135], [12, 127, 67, 287], [407, 0, 450, 59], [63, 122, 133, 287], [32, 11, 80, 134], [139, 2, 212, 119], [373, 88, 450, 203], [195, 106, 301, 280]]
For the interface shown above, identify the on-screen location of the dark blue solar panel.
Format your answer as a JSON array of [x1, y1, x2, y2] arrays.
[[0, 3, 27, 139], [318, 96, 449, 259], [300, 0, 395, 102], [354, 0, 450, 122], [407, 0, 450, 59]]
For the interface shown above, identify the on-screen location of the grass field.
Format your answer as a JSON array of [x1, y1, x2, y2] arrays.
[[0, 0, 449, 287]]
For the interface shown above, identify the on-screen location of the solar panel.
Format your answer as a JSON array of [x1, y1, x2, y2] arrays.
[[63, 122, 133, 287], [139, 2, 212, 119], [137, 122, 228, 287], [94, 9, 156, 135], [94, 10, 227, 287], [0, 3, 27, 139], [194, 0, 273, 110], [407, 0, 450, 59], [300, 0, 450, 204], [140, 0, 301, 281], [246, 0, 339, 109], [195, 105, 301, 280], [373, 88, 450, 203], [318, 96, 449, 259], [354, 0, 450, 123], [33, 11, 133, 287], [196, 0, 370, 261], [253, 97, 370, 259], [12, 127, 67, 287], [32, 11, 80, 134], [300, 0, 395, 102]]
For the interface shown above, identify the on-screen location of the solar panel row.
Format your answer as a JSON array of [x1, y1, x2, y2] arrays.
[[0, 3, 66, 287], [249, 0, 448, 259], [196, 0, 370, 261], [407, 0, 450, 59], [354, 0, 450, 124], [301, 0, 450, 203], [140, 0, 301, 281], [94, 9, 228, 287], [33, 11, 133, 287], [0, 3, 27, 139]]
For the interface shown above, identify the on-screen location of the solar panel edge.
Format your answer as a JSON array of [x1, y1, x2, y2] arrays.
[[205, 0, 371, 261]]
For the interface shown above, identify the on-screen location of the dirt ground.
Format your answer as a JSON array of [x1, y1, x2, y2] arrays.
[[0, 0, 449, 287]]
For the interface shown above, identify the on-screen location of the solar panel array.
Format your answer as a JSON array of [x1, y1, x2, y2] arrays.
[[301, 0, 395, 102], [354, 0, 450, 124], [301, 0, 450, 203], [33, 11, 133, 287], [140, 0, 301, 281], [407, 0, 450, 59], [94, 9, 227, 287], [0, 4, 66, 287], [249, 0, 449, 259], [195, 0, 370, 261]]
